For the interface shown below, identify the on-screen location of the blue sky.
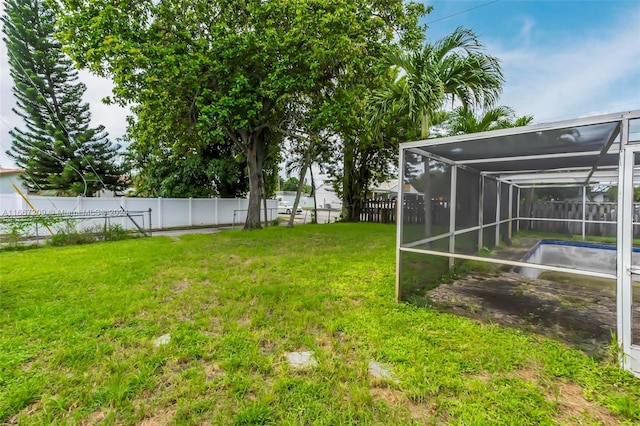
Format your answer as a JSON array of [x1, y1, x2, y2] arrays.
[[1, 0, 639, 168], [421, 0, 640, 122]]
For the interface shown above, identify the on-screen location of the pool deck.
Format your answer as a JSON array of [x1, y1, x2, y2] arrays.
[[489, 237, 540, 270]]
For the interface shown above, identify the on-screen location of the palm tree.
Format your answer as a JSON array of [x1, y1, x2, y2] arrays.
[[371, 27, 504, 240], [449, 105, 534, 135], [371, 27, 504, 139]]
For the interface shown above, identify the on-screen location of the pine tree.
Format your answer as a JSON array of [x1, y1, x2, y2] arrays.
[[2, 0, 124, 195]]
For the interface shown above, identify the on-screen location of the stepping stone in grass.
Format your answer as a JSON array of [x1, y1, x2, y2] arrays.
[[154, 333, 171, 347], [368, 361, 399, 383], [285, 351, 318, 370]]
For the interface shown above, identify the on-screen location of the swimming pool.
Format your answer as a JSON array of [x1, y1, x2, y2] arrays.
[[515, 240, 640, 279]]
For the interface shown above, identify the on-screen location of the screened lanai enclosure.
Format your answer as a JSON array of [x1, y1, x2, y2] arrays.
[[396, 110, 640, 376]]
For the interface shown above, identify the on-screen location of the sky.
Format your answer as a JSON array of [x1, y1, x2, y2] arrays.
[[422, 0, 640, 122], [1, 0, 639, 170]]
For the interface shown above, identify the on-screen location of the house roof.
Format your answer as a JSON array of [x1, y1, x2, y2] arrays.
[[0, 168, 24, 176], [401, 110, 640, 187], [372, 179, 418, 194], [373, 179, 400, 192]]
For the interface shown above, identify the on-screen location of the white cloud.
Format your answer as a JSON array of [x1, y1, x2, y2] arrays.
[[490, 9, 640, 123], [516, 16, 535, 47], [0, 40, 19, 168], [77, 69, 130, 144]]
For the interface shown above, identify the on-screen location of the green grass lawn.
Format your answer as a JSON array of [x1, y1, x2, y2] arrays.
[[1, 223, 639, 425]]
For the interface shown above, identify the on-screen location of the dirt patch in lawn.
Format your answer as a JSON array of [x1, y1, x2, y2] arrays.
[[552, 381, 620, 425], [425, 238, 626, 356], [138, 407, 177, 426], [428, 270, 617, 355], [468, 368, 619, 425], [370, 386, 442, 423]]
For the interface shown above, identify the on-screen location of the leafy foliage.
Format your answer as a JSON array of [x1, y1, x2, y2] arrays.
[[280, 177, 310, 194], [367, 26, 504, 231], [371, 27, 504, 138], [2, 0, 124, 196], [56, 0, 426, 228], [326, 52, 426, 222], [449, 105, 534, 135], [0, 214, 63, 249], [127, 138, 249, 198]]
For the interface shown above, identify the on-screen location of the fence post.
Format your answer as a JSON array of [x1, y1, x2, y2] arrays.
[[120, 196, 127, 228], [189, 197, 193, 227], [214, 198, 219, 225], [158, 197, 163, 229], [77, 195, 82, 213]]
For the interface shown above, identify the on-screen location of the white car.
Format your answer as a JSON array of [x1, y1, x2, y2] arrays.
[[278, 201, 303, 215]]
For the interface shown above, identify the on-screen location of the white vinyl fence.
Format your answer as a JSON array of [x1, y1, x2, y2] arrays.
[[0, 194, 278, 234]]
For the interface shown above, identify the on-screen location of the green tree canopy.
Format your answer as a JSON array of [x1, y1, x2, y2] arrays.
[[56, 0, 426, 228], [281, 177, 312, 194]]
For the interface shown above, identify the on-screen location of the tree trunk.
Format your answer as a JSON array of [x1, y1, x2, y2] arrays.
[[244, 132, 265, 230], [310, 165, 318, 224], [342, 144, 360, 222], [288, 153, 311, 228], [261, 171, 269, 227]]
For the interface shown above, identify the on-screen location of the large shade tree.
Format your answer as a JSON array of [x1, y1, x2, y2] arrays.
[[122, 73, 252, 198], [56, 0, 426, 229], [371, 27, 504, 234]]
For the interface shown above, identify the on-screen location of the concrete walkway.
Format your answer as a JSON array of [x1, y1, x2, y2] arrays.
[[149, 226, 231, 237]]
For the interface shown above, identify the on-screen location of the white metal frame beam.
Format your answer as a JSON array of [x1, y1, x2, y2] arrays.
[[400, 110, 634, 150], [448, 166, 458, 269], [584, 122, 622, 185], [457, 150, 603, 166], [399, 246, 617, 280], [396, 110, 640, 376]]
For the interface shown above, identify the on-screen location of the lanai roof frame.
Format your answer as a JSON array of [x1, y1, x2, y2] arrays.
[[396, 109, 640, 376]]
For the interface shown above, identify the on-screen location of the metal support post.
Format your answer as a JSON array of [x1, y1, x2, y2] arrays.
[[582, 185, 587, 240], [495, 181, 501, 247], [478, 175, 484, 250], [448, 166, 458, 269], [508, 184, 513, 239]]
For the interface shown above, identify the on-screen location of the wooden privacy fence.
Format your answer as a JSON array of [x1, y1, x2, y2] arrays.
[[361, 198, 640, 238], [527, 201, 640, 237], [360, 198, 449, 225], [360, 199, 396, 223]]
